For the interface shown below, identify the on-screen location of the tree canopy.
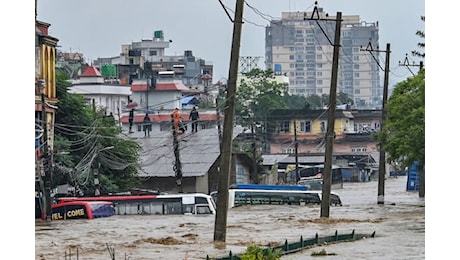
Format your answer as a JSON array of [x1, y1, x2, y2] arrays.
[[53, 72, 141, 195], [378, 69, 425, 170]]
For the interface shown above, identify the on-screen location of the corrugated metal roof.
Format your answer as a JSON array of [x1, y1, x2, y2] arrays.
[[133, 126, 245, 177]]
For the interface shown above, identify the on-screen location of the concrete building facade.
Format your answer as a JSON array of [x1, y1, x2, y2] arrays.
[[265, 7, 381, 109]]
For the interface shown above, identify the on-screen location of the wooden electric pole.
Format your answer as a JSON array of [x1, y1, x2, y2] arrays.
[[214, 0, 244, 242], [320, 12, 342, 218]]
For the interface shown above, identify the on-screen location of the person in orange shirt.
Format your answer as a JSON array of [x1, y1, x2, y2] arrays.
[[172, 108, 184, 134]]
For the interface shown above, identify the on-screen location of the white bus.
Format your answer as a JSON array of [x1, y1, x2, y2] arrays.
[[211, 189, 342, 209], [57, 193, 216, 215]]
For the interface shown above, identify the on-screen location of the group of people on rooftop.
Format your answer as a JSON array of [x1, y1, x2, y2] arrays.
[[138, 106, 200, 137]]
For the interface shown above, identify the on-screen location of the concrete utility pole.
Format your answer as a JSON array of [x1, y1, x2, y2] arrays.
[[361, 42, 391, 204], [171, 114, 183, 193], [378, 43, 391, 204], [214, 0, 244, 242], [251, 122, 257, 180], [216, 97, 223, 152], [320, 12, 342, 218], [39, 79, 53, 221], [294, 120, 299, 182]]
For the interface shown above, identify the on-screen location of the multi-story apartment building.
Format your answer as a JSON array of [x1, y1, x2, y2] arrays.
[[265, 7, 381, 109], [93, 30, 213, 90]]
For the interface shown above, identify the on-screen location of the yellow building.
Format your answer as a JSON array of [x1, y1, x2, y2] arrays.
[[35, 20, 59, 169]]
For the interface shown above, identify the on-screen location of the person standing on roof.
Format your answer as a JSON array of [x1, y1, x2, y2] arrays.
[[142, 113, 152, 137], [189, 106, 200, 133], [172, 107, 184, 134], [128, 109, 134, 133]]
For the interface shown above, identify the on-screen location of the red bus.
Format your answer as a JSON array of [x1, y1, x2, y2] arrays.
[[57, 193, 216, 215], [50, 201, 115, 220]]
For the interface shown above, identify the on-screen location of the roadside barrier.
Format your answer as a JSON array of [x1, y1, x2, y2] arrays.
[[206, 229, 376, 260]]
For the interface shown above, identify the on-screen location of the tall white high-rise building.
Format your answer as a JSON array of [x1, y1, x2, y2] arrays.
[[265, 8, 381, 108]]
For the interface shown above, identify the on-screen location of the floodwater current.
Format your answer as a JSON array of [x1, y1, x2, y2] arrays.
[[35, 176, 425, 260]]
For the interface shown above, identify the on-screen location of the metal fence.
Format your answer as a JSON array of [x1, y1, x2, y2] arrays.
[[206, 229, 376, 260]]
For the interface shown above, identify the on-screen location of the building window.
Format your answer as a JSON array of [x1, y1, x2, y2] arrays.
[[277, 121, 290, 133], [149, 50, 157, 56], [236, 165, 245, 184], [320, 121, 327, 133], [351, 146, 367, 152], [300, 121, 311, 133], [281, 147, 295, 154]]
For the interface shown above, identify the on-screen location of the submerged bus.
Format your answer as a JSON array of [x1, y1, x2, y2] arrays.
[[50, 201, 115, 220], [211, 187, 342, 209], [56, 193, 216, 215]]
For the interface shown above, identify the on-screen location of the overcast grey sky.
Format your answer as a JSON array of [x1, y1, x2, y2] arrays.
[[36, 0, 424, 86], [37, 0, 425, 87]]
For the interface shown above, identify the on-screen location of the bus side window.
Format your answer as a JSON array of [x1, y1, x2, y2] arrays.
[[196, 205, 211, 214], [304, 193, 321, 204]]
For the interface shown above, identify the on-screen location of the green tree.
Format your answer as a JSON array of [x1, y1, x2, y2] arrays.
[[337, 91, 354, 106], [235, 68, 287, 126], [412, 16, 425, 58], [53, 72, 141, 195], [304, 92, 353, 109], [377, 69, 425, 197], [282, 94, 309, 109]]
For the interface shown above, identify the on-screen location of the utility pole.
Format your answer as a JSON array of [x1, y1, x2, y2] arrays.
[[399, 53, 423, 76], [214, 0, 244, 242], [216, 97, 223, 152], [171, 114, 183, 193], [294, 120, 299, 183], [303, 4, 341, 218], [39, 79, 52, 221], [303, 6, 342, 218], [320, 12, 341, 218], [251, 121, 257, 181], [93, 160, 101, 196], [378, 43, 391, 204], [362, 42, 391, 204]]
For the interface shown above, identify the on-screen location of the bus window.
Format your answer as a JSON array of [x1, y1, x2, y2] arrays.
[[195, 205, 211, 214]]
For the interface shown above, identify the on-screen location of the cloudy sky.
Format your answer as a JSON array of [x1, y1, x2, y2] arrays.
[[36, 0, 425, 86]]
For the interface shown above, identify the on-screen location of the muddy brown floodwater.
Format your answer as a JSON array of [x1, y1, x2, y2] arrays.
[[35, 176, 425, 260]]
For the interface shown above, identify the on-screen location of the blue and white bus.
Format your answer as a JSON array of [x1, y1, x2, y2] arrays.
[[211, 185, 342, 209]]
